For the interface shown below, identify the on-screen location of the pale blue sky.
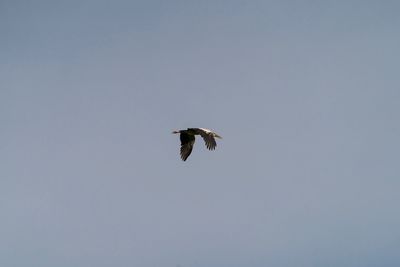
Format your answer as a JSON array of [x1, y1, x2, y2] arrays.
[[1, 1, 400, 266]]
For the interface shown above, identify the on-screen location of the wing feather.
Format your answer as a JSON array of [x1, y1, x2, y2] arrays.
[[193, 128, 217, 150], [180, 132, 195, 161]]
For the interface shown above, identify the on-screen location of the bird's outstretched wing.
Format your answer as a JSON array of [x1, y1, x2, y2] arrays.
[[180, 132, 195, 161], [191, 128, 218, 150]]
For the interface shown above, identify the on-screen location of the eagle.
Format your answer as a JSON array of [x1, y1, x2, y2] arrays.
[[172, 128, 222, 161]]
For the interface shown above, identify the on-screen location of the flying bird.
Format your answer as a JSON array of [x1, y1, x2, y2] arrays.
[[172, 128, 222, 161]]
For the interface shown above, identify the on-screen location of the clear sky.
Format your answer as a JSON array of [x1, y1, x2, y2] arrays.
[[1, 1, 400, 266]]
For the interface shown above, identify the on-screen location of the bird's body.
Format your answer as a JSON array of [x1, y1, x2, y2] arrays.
[[172, 128, 222, 161]]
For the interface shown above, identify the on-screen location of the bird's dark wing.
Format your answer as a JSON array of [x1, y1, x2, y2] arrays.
[[180, 132, 195, 161], [196, 129, 217, 150]]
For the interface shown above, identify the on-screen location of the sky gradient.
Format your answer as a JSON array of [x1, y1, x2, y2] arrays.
[[1, 1, 400, 266]]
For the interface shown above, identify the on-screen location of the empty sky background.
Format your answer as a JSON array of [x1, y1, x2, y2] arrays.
[[1, 1, 400, 266]]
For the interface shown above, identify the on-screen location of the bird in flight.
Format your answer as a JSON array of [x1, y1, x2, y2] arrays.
[[172, 128, 222, 161]]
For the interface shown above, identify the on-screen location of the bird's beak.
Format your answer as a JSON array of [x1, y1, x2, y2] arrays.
[[215, 134, 222, 139]]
